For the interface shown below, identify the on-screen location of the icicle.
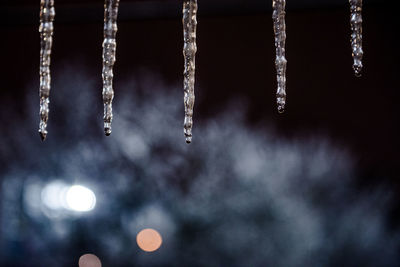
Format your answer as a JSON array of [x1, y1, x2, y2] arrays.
[[102, 0, 120, 136], [38, 0, 55, 141], [349, 0, 363, 77], [272, 0, 287, 114], [182, 0, 198, 144]]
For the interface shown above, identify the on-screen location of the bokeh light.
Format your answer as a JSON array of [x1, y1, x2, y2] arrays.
[[78, 254, 102, 267], [41, 181, 68, 210], [136, 228, 163, 252], [66, 185, 96, 212], [41, 182, 96, 213]]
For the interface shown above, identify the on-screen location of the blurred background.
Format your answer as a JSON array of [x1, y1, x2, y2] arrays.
[[0, 0, 399, 266]]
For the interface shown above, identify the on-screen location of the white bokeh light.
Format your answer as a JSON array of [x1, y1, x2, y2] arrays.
[[41, 181, 69, 210], [65, 185, 96, 212]]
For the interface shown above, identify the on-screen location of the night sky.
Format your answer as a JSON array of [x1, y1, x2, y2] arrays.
[[0, 0, 399, 266]]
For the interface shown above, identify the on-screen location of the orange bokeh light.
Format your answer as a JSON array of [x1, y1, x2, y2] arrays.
[[136, 228, 163, 252]]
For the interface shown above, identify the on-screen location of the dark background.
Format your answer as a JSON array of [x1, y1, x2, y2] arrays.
[[0, 0, 399, 266]]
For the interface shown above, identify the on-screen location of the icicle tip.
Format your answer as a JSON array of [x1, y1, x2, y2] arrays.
[[39, 130, 47, 141], [277, 93, 286, 114], [277, 104, 285, 114], [184, 119, 193, 144], [353, 65, 362, 77], [104, 123, 112, 136]]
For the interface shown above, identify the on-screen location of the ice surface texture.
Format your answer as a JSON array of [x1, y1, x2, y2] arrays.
[[272, 0, 287, 114], [102, 0, 120, 136], [38, 0, 55, 141], [349, 0, 363, 77], [182, 0, 198, 143]]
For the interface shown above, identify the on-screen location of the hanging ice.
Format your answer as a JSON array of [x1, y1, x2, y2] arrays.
[[102, 0, 120, 136], [38, 0, 55, 141], [349, 0, 363, 77], [272, 0, 287, 114], [182, 0, 198, 144]]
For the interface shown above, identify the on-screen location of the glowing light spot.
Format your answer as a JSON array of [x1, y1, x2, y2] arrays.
[[136, 228, 163, 252], [41, 181, 68, 210], [66, 185, 96, 212], [79, 254, 102, 267]]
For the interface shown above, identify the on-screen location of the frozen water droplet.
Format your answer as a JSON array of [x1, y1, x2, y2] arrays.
[[272, 0, 287, 114], [38, 0, 55, 141], [183, 0, 198, 144], [104, 122, 112, 136], [102, 0, 120, 136], [349, 0, 363, 77], [39, 130, 47, 141], [277, 104, 285, 114]]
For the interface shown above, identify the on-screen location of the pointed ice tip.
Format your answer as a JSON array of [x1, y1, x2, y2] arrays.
[[277, 105, 285, 114], [104, 127, 112, 136], [353, 65, 362, 77], [104, 121, 112, 136], [185, 136, 192, 144], [39, 131, 47, 141]]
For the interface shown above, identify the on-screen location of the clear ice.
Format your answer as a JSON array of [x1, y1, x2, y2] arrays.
[[38, 0, 55, 141], [182, 0, 198, 144], [349, 0, 363, 77], [272, 0, 287, 114], [102, 0, 120, 136]]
